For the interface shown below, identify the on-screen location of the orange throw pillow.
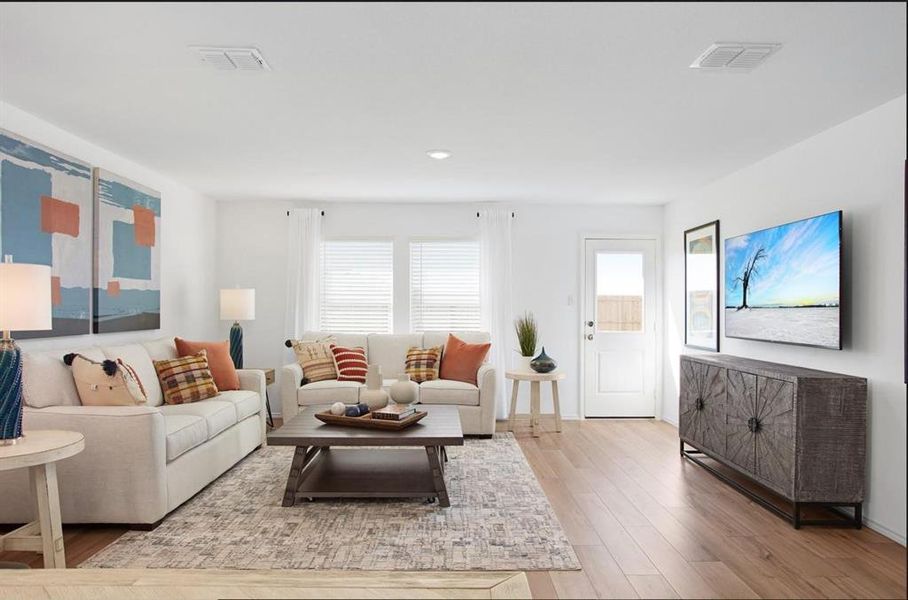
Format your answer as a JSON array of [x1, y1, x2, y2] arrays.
[[174, 338, 240, 391], [439, 334, 491, 385]]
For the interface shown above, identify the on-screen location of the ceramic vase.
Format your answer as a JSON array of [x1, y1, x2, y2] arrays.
[[530, 347, 557, 373], [360, 364, 389, 410], [389, 373, 419, 405]]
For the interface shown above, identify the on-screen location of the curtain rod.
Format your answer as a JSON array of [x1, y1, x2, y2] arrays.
[[286, 210, 325, 216], [476, 211, 515, 218]]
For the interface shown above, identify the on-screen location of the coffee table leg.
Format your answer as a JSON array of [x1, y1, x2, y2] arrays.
[[425, 446, 450, 508], [283, 445, 309, 507]]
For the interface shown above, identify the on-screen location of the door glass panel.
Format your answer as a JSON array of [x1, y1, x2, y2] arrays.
[[596, 252, 644, 332]]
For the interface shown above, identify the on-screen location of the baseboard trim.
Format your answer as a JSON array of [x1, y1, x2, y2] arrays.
[[864, 516, 907, 546]]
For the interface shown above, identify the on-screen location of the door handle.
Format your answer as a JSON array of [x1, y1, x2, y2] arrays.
[[586, 334, 594, 341]]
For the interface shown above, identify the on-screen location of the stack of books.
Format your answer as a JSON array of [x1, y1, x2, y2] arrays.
[[372, 404, 418, 421]]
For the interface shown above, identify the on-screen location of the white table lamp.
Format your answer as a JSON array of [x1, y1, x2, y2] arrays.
[[220, 288, 255, 368], [0, 256, 52, 444]]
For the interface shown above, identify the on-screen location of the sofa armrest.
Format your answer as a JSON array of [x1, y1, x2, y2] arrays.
[[476, 364, 497, 435], [280, 363, 304, 421], [13, 405, 169, 524], [236, 369, 267, 445]]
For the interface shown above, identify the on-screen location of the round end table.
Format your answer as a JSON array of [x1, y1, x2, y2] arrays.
[[0, 430, 84, 568], [505, 370, 566, 437]]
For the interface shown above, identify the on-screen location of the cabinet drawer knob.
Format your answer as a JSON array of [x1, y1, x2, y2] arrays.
[[695, 397, 704, 411], [747, 417, 761, 433]]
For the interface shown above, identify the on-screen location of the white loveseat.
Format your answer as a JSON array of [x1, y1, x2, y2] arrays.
[[281, 331, 496, 435], [0, 338, 267, 526]]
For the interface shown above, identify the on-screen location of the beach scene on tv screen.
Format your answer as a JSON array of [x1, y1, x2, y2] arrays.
[[725, 211, 840, 348]]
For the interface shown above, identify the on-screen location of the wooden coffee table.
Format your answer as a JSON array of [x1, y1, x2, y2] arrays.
[[268, 405, 464, 507]]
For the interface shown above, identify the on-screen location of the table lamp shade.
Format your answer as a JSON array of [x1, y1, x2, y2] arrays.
[[0, 262, 53, 332], [0, 260, 52, 444], [220, 289, 255, 321]]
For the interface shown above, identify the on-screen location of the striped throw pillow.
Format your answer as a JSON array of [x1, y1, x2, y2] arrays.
[[153, 351, 219, 405], [291, 339, 337, 383], [331, 345, 368, 383], [405, 345, 443, 383]]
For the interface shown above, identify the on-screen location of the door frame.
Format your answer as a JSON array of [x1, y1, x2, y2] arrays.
[[578, 233, 663, 420]]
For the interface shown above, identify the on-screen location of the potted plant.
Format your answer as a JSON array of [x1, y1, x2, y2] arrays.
[[514, 311, 538, 372]]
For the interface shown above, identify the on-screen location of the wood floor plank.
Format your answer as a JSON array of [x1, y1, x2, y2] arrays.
[[572, 493, 660, 575], [624, 525, 718, 598], [626, 575, 680, 599], [4, 420, 904, 600], [549, 569, 598, 600], [692, 561, 760, 599], [525, 571, 557, 600], [573, 545, 639, 599]]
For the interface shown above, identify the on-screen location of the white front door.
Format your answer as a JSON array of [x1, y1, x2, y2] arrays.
[[583, 238, 657, 417]]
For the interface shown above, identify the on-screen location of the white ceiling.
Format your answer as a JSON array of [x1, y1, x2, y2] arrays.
[[1, 2, 905, 204]]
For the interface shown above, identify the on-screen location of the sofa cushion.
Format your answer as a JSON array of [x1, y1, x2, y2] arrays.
[[175, 338, 240, 391], [217, 390, 262, 422], [65, 353, 148, 406], [22, 347, 105, 408], [297, 380, 363, 406], [405, 345, 443, 383], [163, 414, 208, 461], [101, 343, 162, 406], [424, 331, 490, 352], [159, 399, 236, 439], [141, 338, 178, 361], [419, 379, 480, 406], [438, 334, 491, 385], [331, 345, 368, 383], [291, 339, 337, 383], [300, 332, 368, 356], [154, 352, 220, 405], [367, 334, 423, 378]]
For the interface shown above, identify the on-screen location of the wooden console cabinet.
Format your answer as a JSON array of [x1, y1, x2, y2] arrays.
[[679, 354, 867, 528]]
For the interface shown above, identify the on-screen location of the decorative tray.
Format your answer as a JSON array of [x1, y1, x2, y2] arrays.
[[314, 410, 427, 430]]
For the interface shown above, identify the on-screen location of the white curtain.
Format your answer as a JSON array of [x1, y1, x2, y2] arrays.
[[479, 207, 513, 420], [285, 208, 322, 341]]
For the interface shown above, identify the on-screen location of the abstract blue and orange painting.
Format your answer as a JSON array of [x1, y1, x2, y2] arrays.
[[0, 129, 93, 337], [93, 169, 161, 333]]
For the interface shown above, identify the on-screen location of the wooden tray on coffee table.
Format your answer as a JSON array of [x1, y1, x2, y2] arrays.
[[314, 409, 427, 430]]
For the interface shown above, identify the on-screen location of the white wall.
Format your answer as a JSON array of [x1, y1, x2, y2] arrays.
[[662, 96, 907, 544], [216, 201, 664, 420], [1, 102, 220, 352]]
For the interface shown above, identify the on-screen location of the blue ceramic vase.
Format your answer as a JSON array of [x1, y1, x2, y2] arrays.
[[530, 347, 557, 373]]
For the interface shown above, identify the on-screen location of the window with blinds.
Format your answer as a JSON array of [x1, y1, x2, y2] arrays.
[[319, 240, 393, 333], [410, 240, 481, 331]]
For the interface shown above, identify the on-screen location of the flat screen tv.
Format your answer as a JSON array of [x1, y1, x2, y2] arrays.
[[724, 210, 842, 349]]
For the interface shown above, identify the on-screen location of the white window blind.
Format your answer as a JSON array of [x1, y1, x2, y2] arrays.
[[410, 240, 481, 331], [319, 240, 393, 333]]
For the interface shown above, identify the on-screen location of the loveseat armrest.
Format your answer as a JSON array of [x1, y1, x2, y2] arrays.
[[14, 405, 169, 524], [476, 364, 497, 435], [236, 369, 268, 445], [280, 362, 304, 421]]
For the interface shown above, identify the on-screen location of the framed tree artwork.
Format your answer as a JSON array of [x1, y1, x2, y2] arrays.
[[684, 220, 720, 351]]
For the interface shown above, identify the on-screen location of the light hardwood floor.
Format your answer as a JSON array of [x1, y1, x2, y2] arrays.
[[1, 418, 905, 599]]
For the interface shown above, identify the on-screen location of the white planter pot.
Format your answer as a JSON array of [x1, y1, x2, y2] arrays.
[[516, 355, 534, 372]]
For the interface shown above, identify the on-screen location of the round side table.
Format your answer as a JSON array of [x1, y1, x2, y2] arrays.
[[0, 430, 84, 568], [506, 371, 566, 437]]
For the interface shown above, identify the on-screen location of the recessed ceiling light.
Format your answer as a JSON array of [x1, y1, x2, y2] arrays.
[[427, 150, 452, 160]]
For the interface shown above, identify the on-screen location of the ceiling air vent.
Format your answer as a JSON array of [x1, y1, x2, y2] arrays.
[[690, 43, 780, 72], [191, 46, 271, 71]]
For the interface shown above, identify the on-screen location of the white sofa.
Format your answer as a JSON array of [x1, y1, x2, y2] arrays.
[[0, 338, 267, 526], [281, 331, 496, 435]]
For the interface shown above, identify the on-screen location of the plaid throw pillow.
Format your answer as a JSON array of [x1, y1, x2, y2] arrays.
[[331, 345, 368, 383], [291, 338, 337, 383], [405, 345, 443, 383], [154, 351, 219, 405]]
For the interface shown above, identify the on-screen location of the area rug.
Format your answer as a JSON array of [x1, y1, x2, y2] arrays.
[[81, 434, 580, 571]]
